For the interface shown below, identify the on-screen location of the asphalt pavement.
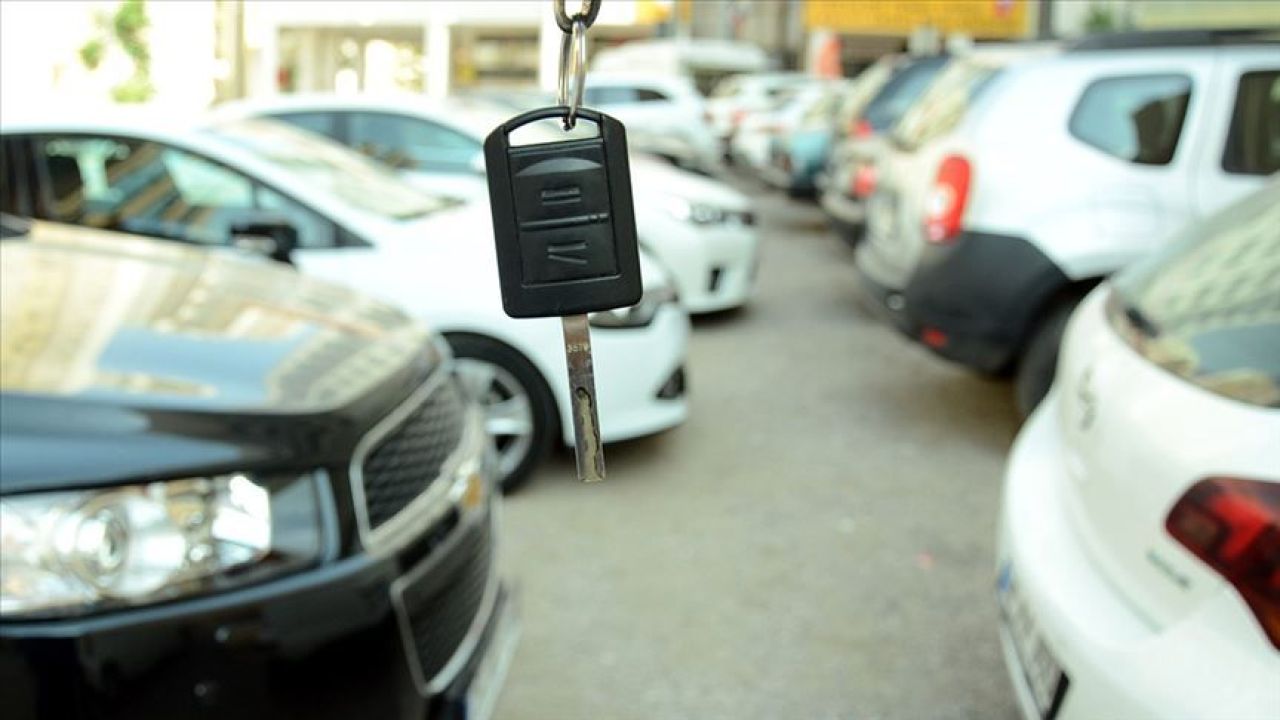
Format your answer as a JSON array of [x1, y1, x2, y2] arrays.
[[494, 179, 1023, 720]]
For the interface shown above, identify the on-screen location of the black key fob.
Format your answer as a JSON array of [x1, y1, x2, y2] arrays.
[[484, 107, 642, 319]]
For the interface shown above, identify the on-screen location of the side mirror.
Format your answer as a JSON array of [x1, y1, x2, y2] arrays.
[[229, 214, 299, 265]]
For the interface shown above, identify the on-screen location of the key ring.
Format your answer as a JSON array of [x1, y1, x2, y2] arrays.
[[553, 0, 600, 33], [557, 16, 587, 130]]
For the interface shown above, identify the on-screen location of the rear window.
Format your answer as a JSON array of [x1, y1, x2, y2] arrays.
[[1110, 183, 1280, 408], [1222, 70, 1280, 175], [861, 56, 948, 132], [837, 59, 896, 130], [1068, 74, 1191, 166], [892, 60, 998, 151]]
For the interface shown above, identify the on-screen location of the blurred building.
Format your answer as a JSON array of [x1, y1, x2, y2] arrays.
[[237, 0, 675, 99], [2, 0, 1277, 112]]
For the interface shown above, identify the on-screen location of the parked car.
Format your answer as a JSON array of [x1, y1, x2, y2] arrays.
[[759, 79, 853, 197], [705, 71, 818, 149], [214, 95, 760, 316], [580, 72, 722, 173], [0, 215, 516, 720], [590, 38, 770, 97], [817, 54, 951, 244], [0, 115, 691, 491], [856, 29, 1279, 414], [728, 82, 839, 172], [997, 180, 1280, 720]]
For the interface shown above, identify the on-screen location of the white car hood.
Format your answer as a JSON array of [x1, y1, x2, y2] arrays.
[[629, 155, 748, 211]]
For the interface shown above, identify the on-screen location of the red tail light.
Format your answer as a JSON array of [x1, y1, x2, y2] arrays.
[[732, 109, 746, 127], [851, 163, 877, 198], [923, 155, 971, 245], [1167, 477, 1280, 649], [852, 118, 874, 139]]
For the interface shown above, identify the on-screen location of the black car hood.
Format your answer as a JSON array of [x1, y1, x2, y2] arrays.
[[1, 222, 443, 491]]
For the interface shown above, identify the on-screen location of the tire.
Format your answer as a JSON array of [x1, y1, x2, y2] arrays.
[[446, 334, 557, 494], [1015, 300, 1077, 418]]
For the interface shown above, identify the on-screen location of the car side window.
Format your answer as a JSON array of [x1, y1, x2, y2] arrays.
[[255, 185, 338, 249], [32, 135, 339, 248], [583, 86, 638, 105], [1222, 70, 1280, 176], [270, 111, 341, 141], [635, 88, 670, 102], [1068, 74, 1192, 166], [346, 112, 480, 172]]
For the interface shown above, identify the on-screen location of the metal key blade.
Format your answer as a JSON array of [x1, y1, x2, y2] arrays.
[[561, 314, 606, 482]]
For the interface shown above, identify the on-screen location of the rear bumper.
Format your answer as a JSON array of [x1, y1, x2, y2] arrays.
[[901, 231, 1068, 373], [999, 394, 1280, 720], [0, 505, 512, 720], [819, 187, 866, 236]]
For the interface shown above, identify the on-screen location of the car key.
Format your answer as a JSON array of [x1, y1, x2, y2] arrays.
[[484, 106, 641, 482]]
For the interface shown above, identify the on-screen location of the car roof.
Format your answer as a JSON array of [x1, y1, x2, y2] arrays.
[[1068, 27, 1280, 52]]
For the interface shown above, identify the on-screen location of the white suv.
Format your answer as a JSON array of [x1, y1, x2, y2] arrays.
[[856, 29, 1279, 414]]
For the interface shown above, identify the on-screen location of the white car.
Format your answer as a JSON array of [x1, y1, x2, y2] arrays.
[[997, 181, 1280, 720], [728, 82, 839, 172], [856, 30, 1277, 414], [705, 72, 818, 142], [0, 114, 690, 491], [216, 94, 760, 314], [581, 73, 721, 173]]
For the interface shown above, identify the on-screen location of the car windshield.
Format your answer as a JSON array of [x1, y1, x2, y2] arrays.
[[1111, 181, 1280, 407], [206, 119, 455, 221], [892, 58, 999, 150]]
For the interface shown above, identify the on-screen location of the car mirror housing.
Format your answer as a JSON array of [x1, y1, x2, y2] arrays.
[[229, 214, 299, 265]]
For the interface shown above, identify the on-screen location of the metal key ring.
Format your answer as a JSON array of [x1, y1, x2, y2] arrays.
[[553, 0, 600, 33], [557, 17, 587, 130]]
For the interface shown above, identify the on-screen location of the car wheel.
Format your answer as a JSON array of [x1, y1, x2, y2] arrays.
[[447, 334, 557, 493], [1015, 300, 1077, 418]]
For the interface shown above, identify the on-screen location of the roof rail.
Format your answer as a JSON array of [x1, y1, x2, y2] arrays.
[[1068, 27, 1280, 52]]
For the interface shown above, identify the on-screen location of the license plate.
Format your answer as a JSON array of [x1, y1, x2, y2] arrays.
[[997, 564, 1068, 719], [462, 596, 520, 720]]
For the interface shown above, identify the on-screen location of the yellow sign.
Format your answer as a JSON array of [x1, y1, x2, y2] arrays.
[[806, 0, 1032, 39]]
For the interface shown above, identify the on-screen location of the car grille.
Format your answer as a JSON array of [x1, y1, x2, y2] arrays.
[[400, 518, 493, 689], [360, 378, 466, 529]]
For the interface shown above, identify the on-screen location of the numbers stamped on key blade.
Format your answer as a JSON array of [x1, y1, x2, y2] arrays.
[[561, 314, 605, 482]]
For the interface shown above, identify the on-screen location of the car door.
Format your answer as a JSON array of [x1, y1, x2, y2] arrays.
[[1191, 49, 1279, 216], [16, 133, 351, 255]]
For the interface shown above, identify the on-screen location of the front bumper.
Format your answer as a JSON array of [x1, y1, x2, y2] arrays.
[[998, 394, 1280, 720], [901, 231, 1068, 373], [578, 303, 690, 445], [646, 222, 759, 315], [0, 502, 513, 720]]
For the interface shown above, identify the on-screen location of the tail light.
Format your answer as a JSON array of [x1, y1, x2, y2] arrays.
[[847, 118, 873, 139], [1166, 477, 1280, 650], [732, 110, 746, 127], [923, 154, 971, 244], [851, 163, 877, 198]]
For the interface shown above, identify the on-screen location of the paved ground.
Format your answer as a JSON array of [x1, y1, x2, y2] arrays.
[[494, 181, 1023, 720]]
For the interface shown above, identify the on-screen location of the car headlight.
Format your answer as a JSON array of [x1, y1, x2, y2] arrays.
[[662, 196, 732, 225], [589, 285, 678, 328], [0, 471, 328, 618]]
